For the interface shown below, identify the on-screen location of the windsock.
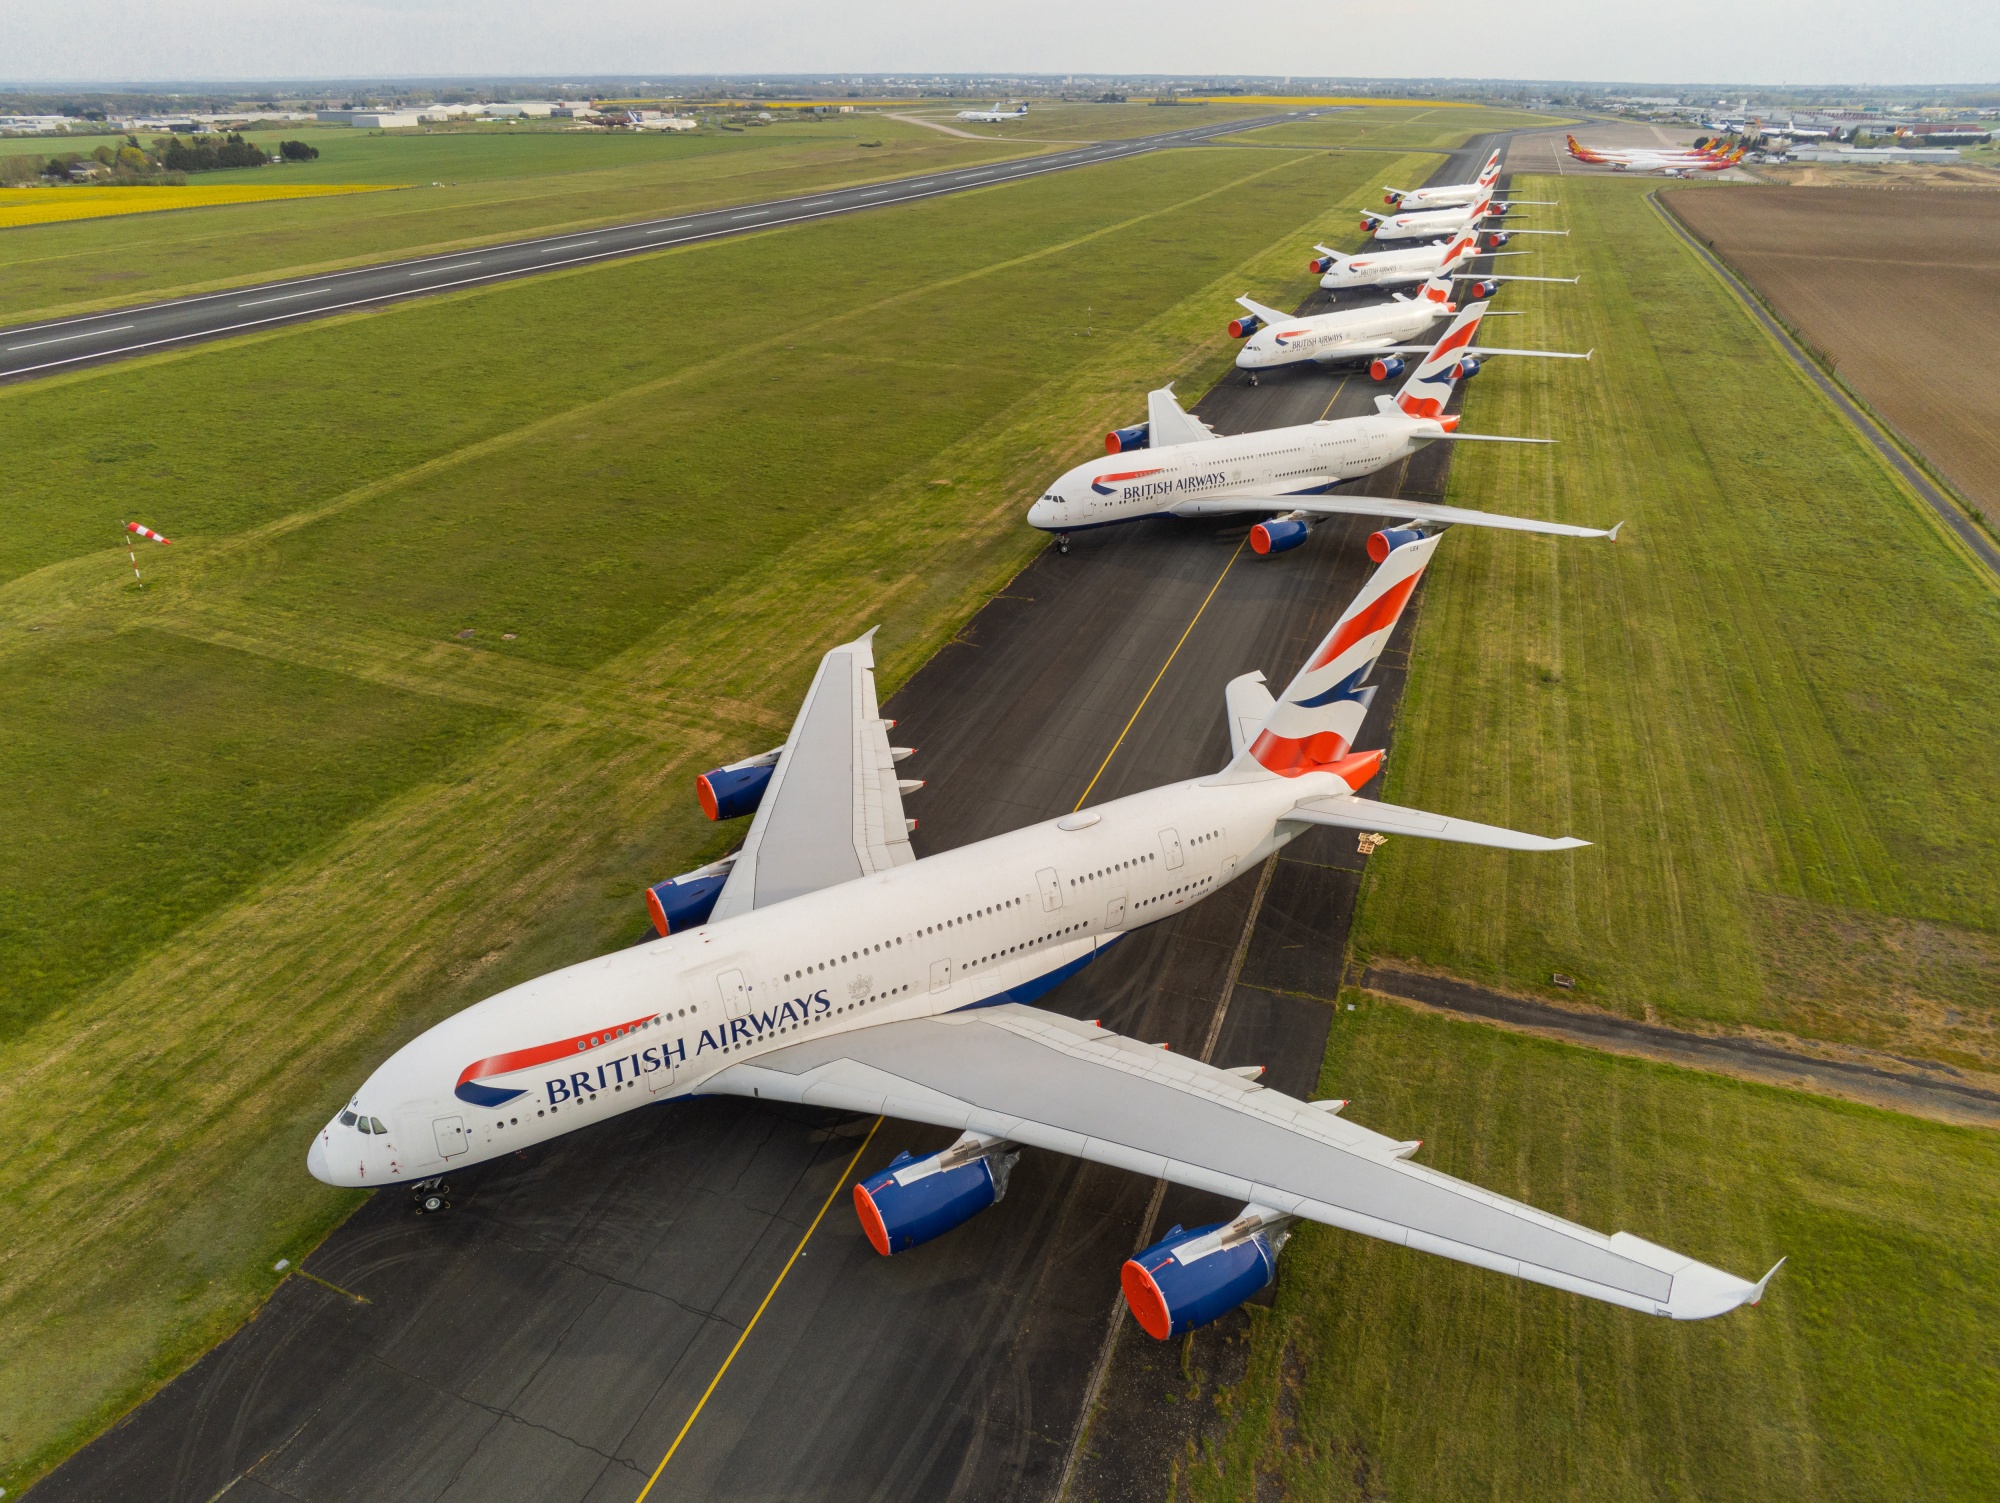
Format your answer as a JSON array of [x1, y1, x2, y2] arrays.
[[125, 522, 174, 545]]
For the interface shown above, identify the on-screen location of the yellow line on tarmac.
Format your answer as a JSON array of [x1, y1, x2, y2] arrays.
[[1072, 536, 1248, 811], [633, 1116, 883, 1501]]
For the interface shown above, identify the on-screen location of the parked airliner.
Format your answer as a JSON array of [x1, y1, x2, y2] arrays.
[[1565, 134, 1746, 172], [1230, 263, 1584, 379], [1361, 192, 1563, 245], [1380, 148, 1502, 208], [309, 534, 1779, 1336], [1311, 229, 1578, 297], [1029, 301, 1601, 553], [957, 103, 1028, 123]]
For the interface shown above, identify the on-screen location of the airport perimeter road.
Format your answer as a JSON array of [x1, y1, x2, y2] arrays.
[[0, 112, 1306, 384], [33, 135, 1516, 1503]]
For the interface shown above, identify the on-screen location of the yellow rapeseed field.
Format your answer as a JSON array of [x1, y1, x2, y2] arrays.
[[0, 183, 390, 229]]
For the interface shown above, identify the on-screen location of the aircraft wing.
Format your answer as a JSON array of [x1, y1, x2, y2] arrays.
[[1286, 794, 1588, 850], [1169, 493, 1617, 540], [1370, 345, 1593, 360], [1148, 384, 1218, 446], [709, 630, 915, 922], [707, 1003, 1776, 1320]]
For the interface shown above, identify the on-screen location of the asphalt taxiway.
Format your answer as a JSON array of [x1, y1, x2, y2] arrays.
[[31, 131, 1530, 1503], [0, 111, 1306, 384]]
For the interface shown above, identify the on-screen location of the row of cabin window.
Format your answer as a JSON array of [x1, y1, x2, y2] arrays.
[[781, 896, 1038, 983], [1071, 853, 1156, 885]]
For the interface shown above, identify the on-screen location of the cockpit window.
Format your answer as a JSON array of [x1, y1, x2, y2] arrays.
[[338, 1110, 358, 1127], [369, 1117, 388, 1135], [356, 1117, 373, 1133]]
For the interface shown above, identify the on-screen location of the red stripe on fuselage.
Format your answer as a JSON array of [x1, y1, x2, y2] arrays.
[[455, 1012, 660, 1091]]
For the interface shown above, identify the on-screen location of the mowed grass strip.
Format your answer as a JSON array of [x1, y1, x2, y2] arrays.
[[0, 142, 1440, 1492], [1234, 105, 1558, 152], [0, 183, 386, 228], [0, 116, 1039, 322], [1351, 174, 2000, 1068], [1184, 999, 2000, 1503]]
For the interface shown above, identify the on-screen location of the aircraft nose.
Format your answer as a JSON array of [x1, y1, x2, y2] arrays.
[[1027, 497, 1056, 530], [306, 1132, 334, 1185]]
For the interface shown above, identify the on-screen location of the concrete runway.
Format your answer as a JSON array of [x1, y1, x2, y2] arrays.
[[0, 112, 1304, 384], [30, 131, 1526, 1503]]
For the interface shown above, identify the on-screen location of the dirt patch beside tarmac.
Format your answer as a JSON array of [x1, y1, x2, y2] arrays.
[[1667, 183, 2000, 530]]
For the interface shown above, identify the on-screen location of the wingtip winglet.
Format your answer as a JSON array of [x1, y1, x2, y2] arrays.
[[1609, 520, 1625, 541], [1749, 1256, 1786, 1306]]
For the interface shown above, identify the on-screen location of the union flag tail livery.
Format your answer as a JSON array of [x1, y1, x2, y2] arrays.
[[1395, 300, 1488, 419], [1229, 533, 1436, 783]]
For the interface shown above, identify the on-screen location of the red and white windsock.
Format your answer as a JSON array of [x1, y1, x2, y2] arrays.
[[125, 522, 174, 545]]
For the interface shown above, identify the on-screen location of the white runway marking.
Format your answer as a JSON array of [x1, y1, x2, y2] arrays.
[[6, 324, 134, 350], [236, 289, 333, 309], [411, 261, 482, 277]]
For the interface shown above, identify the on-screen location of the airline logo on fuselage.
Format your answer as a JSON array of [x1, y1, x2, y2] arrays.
[[1090, 468, 1229, 502], [455, 988, 837, 1108]]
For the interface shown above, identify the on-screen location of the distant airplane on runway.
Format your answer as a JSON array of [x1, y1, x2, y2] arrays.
[[310, 536, 1779, 1334], [1030, 301, 1600, 554], [1227, 261, 1583, 379], [1565, 134, 1747, 173], [1309, 228, 1579, 297], [1380, 148, 1503, 208], [957, 103, 1028, 123]]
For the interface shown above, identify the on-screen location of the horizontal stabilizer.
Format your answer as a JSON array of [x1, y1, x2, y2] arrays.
[[1286, 795, 1589, 851], [1235, 295, 1294, 327], [1147, 384, 1217, 447], [1224, 671, 1275, 760]]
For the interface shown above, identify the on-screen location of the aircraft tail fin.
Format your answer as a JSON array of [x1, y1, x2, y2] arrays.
[[1417, 269, 1456, 307], [1477, 148, 1503, 184], [1216, 534, 1438, 783], [1393, 300, 1489, 419]]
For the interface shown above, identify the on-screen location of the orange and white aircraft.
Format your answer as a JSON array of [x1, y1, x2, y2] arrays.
[[1564, 134, 1746, 174]]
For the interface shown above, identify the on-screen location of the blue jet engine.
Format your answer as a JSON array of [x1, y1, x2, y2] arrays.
[[644, 855, 737, 936], [853, 1137, 1019, 1255], [697, 747, 782, 820], [1369, 355, 1406, 382], [1121, 1216, 1290, 1340], [1104, 423, 1150, 454], [1249, 517, 1312, 556]]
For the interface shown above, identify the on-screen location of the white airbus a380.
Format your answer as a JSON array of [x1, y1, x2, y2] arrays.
[[310, 534, 1779, 1333], [1380, 148, 1503, 208], [1361, 191, 1564, 245], [1029, 301, 1605, 555], [956, 103, 1028, 123], [1228, 267, 1586, 380], [1308, 228, 1578, 297]]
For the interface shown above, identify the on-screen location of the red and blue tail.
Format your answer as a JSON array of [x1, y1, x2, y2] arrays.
[[1224, 534, 1439, 785], [1393, 300, 1488, 419]]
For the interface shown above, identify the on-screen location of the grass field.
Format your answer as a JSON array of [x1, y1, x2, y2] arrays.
[[1351, 174, 2000, 1074], [1666, 184, 2000, 531], [1235, 105, 1558, 152], [1183, 999, 2000, 1503], [0, 181, 383, 227], [0, 138, 1438, 1494], [0, 115, 1037, 321]]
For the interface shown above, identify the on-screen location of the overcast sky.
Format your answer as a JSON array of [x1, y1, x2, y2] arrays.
[[5, 0, 1997, 87]]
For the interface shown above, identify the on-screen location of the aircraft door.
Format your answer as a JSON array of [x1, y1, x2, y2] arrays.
[[716, 967, 749, 1018], [1106, 893, 1126, 930], [433, 1115, 468, 1159], [1159, 827, 1184, 869], [1037, 867, 1063, 911], [930, 958, 953, 994]]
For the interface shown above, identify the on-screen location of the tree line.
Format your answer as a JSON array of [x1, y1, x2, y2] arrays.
[[0, 134, 320, 186]]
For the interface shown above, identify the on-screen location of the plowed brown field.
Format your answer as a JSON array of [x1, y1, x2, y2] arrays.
[[1668, 184, 2000, 527]]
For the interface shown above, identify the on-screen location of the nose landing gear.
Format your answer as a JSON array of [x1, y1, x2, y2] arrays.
[[1056, 534, 1070, 555]]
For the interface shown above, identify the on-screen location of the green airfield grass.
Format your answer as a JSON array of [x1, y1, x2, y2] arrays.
[[1183, 998, 2000, 1503], [0, 139, 1435, 1493], [1236, 104, 1559, 152], [1352, 174, 2000, 1072], [0, 115, 1036, 321]]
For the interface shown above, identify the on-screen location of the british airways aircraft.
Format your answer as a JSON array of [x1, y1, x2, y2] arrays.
[[956, 103, 1028, 123], [1309, 228, 1580, 298], [1360, 191, 1565, 245], [1028, 301, 1611, 555], [1379, 148, 1504, 209], [310, 536, 1779, 1333], [1228, 266, 1586, 379]]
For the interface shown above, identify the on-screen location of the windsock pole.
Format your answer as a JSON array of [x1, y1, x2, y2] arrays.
[[124, 522, 141, 585]]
